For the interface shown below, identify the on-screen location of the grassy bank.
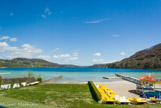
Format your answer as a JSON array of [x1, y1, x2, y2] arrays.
[[0, 96, 53, 108], [0, 84, 160, 108]]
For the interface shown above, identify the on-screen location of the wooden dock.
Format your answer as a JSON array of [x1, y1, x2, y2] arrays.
[[115, 73, 141, 85], [43, 75, 63, 84], [103, 77, 121, 79]]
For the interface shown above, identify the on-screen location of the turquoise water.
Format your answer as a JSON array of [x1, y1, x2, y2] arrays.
[[0, 68, 161, 82]]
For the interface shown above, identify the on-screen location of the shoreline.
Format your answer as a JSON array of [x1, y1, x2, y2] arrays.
[[57, 80, 161, 97], [58, 80, 139, 97]]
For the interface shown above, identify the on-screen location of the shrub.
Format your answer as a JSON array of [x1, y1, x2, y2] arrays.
[[37, 78, 42, 83], [88, 81, 101, 102], [37, 75, 42, 83]]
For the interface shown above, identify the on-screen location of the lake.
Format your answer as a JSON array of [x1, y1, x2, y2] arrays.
[[0, 67, 161, 82]]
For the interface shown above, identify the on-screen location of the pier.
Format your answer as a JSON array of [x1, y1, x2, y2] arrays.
[[115, 73, 141, 85], [43, 75, 63, 84], [103, 77, 121, 79]]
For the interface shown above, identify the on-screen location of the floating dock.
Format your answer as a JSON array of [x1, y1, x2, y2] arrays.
[[103, 77, 121, 79], [115, 73, 141, 85]]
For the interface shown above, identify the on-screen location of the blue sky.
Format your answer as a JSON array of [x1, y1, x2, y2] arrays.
[[0, 0, 160, 65]]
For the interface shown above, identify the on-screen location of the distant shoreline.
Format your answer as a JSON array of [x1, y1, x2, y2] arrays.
[[0, 67, 161, 70]]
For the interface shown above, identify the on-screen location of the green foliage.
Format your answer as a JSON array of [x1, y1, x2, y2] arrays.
[[37, 78, 42, 83], [0, 84, 159, 108], [88, 81, 101, 101], [37, 75, 42, 83]]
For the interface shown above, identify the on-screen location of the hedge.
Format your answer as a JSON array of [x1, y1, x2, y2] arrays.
[[37, 77, 42, 83], [88, 81, 101, 102]]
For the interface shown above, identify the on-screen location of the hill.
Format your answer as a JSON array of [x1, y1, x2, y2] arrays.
[[92, 43, 161, 69], [0, 58, 77, 67]]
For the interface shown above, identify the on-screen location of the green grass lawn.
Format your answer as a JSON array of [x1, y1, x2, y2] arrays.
[[0, 84, 161, 108], [0, 96, 54, 108]]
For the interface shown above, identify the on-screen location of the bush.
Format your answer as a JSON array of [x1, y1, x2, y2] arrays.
[[37, 75, 42, 83], [88, 81, 101, 102], [37, 78, 42, 83]]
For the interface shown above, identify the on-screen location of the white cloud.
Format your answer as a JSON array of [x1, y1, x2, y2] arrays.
[[4, 44, 42, 59], [10, 12, 14, 16], [65, 57, 79, 62], [42, 8, 51, 19], [53, 51, 79, 62], [22, 44, 42, 53], [120, 52, 126, 56], [0, 36, 17, 42], [38, 55, 51, 59], [73, 52, 79, 57], [64, 51, 79, 62], [10, 38, 17, 42], [94, 53, 101, 56], [6, 51, 32, 59], [92, 59, 104, 63], [112, 34, 120, 38], [0, 42, 18, 52], [0, 37, 43, 59], [0, 36, 9, 40], [53, 54, 71, 59], [53, 48, 59, 52], [45, 8, 52, 15], [85, 19, 104, 24], [37, 55, 51, 61], [42, 14, 46, 19]]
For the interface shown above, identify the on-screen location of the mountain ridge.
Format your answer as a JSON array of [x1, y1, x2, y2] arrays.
[[91, 43, 161, 69], [0, 58, 77, 67], [0, 43, 161, 69]]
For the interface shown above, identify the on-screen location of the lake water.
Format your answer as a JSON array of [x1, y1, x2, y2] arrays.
[[0, 67, 161, 83]]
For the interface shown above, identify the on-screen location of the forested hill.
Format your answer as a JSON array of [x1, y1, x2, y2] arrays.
[[0, 58, 77, 67], [92, 43, 161, 69]]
